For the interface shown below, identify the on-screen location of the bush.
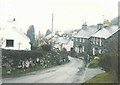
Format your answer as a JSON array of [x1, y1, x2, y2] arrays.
[[88, 59, 100, 68], [98, 54, 112, 72], [41, 44, 52, 51]]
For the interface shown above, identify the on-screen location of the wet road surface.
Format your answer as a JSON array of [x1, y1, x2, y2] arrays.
[[3, 56, 86, 83]]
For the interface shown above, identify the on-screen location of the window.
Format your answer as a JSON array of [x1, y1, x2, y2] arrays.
[[91, 38, 93, 44], [75, 47, 79, 53], [95, 38, 97, 44], [83, 38, 85, 42], [93, 37, 95, 44], [77, 38, 79, 41], [73, 38, 75, 41], [96, 38, 98, 45], [6, 40, 14, 47], [93, 48, 95, 55], [100, 38, 102, 46], [80, 47, 82, 53], [72, 39, 73, 41], [99, 49, 102, 54], [75, 38, 78, 41], [80, 38, 81, 42], [82, 46, 84, 52]]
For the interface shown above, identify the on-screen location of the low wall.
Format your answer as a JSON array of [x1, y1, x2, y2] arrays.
[[2, 49, 69, 77]]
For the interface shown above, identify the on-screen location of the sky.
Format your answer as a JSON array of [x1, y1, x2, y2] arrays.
[[0, 0, 119, 35]]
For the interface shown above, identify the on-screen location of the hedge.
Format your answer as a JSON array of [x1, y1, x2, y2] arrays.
[[2, 49, 69, 77]]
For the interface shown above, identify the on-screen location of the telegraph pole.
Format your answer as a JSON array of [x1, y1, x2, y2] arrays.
[[51, 13, 54, 37], [51, 13, 54, 45], [0, 48, 2, 84], [102, 15, 105, 22]]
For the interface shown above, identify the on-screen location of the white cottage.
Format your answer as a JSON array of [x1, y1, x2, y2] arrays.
[[0, 20, 31, 50]]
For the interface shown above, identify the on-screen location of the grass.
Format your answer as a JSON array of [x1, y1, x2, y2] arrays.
[[85, 73, 114, 83], [0, 69, 1, 78]]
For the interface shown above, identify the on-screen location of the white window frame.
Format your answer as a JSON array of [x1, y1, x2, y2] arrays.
[[80, 47, 82, 53], [100, 38, 102, 46], [75, 47, 79, 53], [82, 46, 84, 52], [93, 37, 95, 44], [99, 49, 102, 54], [83, 38, 85, 42], [93, 48, 95, 55], [80, 38, 81, 42], [96, 38, 98, 45]]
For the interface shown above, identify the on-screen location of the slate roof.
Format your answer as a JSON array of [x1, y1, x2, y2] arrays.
[[74, 25, 98, 38], [57, 37, 69, 45], [0, 27, 30, 41], [91, 25, 118, 39]]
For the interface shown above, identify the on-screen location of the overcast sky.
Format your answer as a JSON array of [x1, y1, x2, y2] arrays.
[[0, 0, 119, 35]]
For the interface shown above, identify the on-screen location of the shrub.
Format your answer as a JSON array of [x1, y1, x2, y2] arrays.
[[41, 44, 52, 51], [88, 59, 100, 68], [98, 54, 112, 72]]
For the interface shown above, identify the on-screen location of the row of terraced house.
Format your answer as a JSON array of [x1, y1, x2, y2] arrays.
[[73, 20, 119, 58]]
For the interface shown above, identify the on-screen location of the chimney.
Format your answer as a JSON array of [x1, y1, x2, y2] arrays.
[[13, 18, 15, 21], [103, 19, 109, 28], [97, 23, 103, 30], [82, 22, 87, 30]]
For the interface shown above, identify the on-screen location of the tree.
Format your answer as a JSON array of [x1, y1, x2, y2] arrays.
[[45, 29, 52, 37], [27, 25, 35, 45], [110, 17, 118, 26], [34, 31, 47, 47]]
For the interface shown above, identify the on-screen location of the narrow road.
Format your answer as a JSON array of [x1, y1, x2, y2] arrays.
[[2, 56, 85, 83]]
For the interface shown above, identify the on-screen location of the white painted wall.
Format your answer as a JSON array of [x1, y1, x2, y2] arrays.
[[0, 22, 31, 50], [65, 40, 73, 51]]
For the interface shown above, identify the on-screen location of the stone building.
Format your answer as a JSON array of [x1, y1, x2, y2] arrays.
[[73, 23, 99, 57], [90, 25, 118, 56]]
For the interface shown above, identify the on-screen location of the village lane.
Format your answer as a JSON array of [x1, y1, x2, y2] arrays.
[[2, 56, 86, 83]]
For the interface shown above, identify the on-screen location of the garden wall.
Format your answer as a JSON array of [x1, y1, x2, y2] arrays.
[[2, 49, 69, 77]]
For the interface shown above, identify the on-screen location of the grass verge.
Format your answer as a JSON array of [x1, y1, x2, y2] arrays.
[[85, 72, 114, 83]]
